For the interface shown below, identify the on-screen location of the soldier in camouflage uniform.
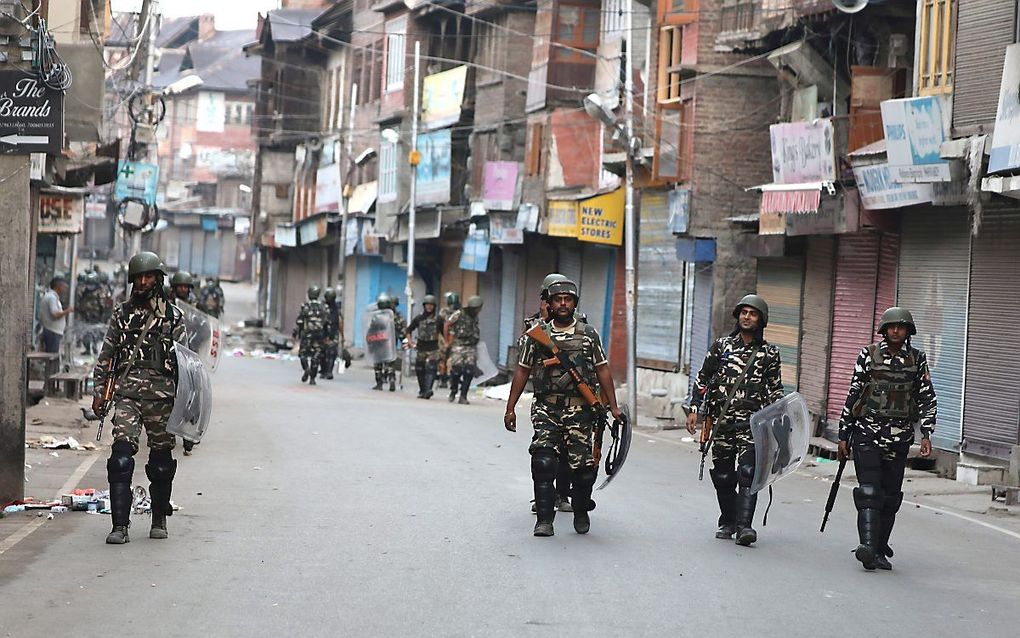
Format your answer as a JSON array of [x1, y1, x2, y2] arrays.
[[838, 307, 936, 571], [686, 294, 783, 547], [371, 294, 401, 391], [294, 285, 329, 385], [504, 279, 622, 537], [169, 271, 199, 306], [197, 277, 225, 318], [319, 288, 342, 380], [444, 295, 483, 404], [406, 294, 442, 399], [391, 297, 408, 389], [437, 291, 460, 388], [91, 252, 188, 544], [76, 272, 109, 354]]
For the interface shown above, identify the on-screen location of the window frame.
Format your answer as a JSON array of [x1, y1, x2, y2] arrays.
[[553, 2, 601, 64], [378, 137, 399, 203], [657, 25, 683, 104], [917, 0, 956, 96], [385, 16, 407, 94]]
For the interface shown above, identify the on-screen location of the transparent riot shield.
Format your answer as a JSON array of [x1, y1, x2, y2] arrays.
[[177, 302, 222, 373], [364, 309, 397, 365], [470, 340, 499, 387], [167, 344, 213, 444], [597, 404, 632, 490], [749, 392, 811, 495]]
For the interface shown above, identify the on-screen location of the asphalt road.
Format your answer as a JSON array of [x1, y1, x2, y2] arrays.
[[2, 352, 1020, 637]]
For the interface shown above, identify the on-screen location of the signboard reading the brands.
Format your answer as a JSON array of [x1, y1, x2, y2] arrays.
[[577, 188, 624, 246], [769, 120, 836, 184], [881, 96, 952, 182], [0, 71, 64, 155]]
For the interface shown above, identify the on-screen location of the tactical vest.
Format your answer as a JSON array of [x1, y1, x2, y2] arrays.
[[856, 343, 919, 420], [530, 324, 598, 397], [416, 313, 440, 344], [300, 301, 327, 333], [119, 302, 180, 378], [450, 311, 479, 346]]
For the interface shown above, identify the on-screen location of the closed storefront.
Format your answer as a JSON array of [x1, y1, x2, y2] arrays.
[[497, 247, 519, 366], [963, 208, 1020, 460], [687, 262, 714, 393], [637, 191, 685, 370], [579, 244, 614, 339], [953, 1, 1019, 130], [799, 236, 836, 422], [897, 209, 970, 452], [826, 232, 899, 424], [756, 257, 804, 394]]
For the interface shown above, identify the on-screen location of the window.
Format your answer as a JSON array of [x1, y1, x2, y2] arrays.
[[917, 0, 955, 96], [719, 0, 756, 33], [371, 40, 384, 102], [378, 137, 398, 203], [554, 3, 600, 63], [603, 0, 625, 39], [474, 22, 506, 82], [525, 122, 544, 177], [654, 101, 691, 182], [385, 16, 407, 93], [657, 26, 683, 104], [657, 0, 699, 26]]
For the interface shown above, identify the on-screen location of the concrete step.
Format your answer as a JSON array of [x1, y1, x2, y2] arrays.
[[957, 461, 1008, 486]]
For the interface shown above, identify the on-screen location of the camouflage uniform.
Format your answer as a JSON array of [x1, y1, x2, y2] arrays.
[[838, 335, 938, 570], [295, 299, 328, 383], [76, 279, 110, 354], [94, 295, 188, 453], [446, 309, 479, 401], [320, 298, 342, 378], [437, 304, 457, 387], [407, 310, 441, 397], [197, 283, 224, 318], [690, 333, 783, 537]]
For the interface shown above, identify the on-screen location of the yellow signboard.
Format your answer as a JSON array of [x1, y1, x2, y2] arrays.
[[421, 66, 468, 130], [577, 188, 624, 245], [547, 200, 578, 237]]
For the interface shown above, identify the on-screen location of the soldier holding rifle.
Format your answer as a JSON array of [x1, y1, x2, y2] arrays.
[[686, 294, 783, 547], [504, 279, 623, 538]]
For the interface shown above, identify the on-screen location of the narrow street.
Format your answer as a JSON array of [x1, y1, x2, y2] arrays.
[[2, 345, 1019, 636]]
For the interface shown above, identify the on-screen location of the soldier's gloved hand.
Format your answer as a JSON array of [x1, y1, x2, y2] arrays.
[[503, 410, 517, 432], [685, 411, 698, 435], [92, 395, 104, 417], [837, 440, 850, 463]]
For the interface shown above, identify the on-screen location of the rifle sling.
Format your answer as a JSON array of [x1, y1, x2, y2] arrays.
[[117, 311, 159, 386], [712, 342, 761, 430]]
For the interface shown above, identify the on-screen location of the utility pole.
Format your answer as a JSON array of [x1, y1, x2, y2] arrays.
[[338, 82, 358, 298], [0, 0, 40, 505], [623, 2, 638, 419], [406, 42, 421, 335]]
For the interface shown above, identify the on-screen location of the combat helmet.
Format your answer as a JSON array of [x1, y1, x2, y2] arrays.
[[466, 295, 484, 310], [377, 293, 392, 310], [733, 294, 769, 329], [324, 287, 337, 302], [170, 271, 194, 287], [877, 307, 916, 336], [85, 271, 99, 284], [546, 279, 579, 301], [307, 284, 322, 300], [127, 251, 167, 279], [422, 294, 438, 306], [541, 273, 568, 299], [444, 291, 460, 307]]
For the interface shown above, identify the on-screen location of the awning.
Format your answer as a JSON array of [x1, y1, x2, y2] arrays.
[[982, 174, 1020, 200], [748, 182, 832, 215], [347, 181, 377, 216]]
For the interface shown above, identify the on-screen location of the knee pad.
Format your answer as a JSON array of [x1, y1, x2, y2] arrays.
[[710, 468, 738, 491], [145, 449, 177, 484], [737, 462, 756, 488], [107, 442, 135, 484], [572, 466, 598, 489], [853, 484, 884, 510], [531, 448, 558, 480], [883, 491, 904, 515]]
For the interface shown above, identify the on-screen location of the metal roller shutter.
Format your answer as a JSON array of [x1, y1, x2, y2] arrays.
[[757, 257, 804, 394], [953, 1, 1019, 129], [800, 236, 836, 418], [478, 252, 502, 368], [637, 191, 685, 369], [873, 233, 899, 331], [498, 248, 519, 366], [558, 243, 583, 286], [827, 234, 881, 423], [580, 244, 613, 338], [688, 262, 714, 394], [963, 208, 1020, 459], [897, 209, 970, 451]]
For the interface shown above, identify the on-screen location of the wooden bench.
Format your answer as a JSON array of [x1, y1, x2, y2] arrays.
[[27, 351, 60, 379], [46, 371, 90, 401]]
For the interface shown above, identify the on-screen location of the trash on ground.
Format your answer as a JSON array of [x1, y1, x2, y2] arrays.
[[482, 383, 532, 402], [681, 436, 695, 443]]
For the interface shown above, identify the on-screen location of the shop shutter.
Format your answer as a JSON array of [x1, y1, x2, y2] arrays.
[[580, 244, 613, 338], [202, 231, 221, 277], [898, 209, 969, 451], [178, 231, 193, 277], [963, 208, 1020, 459], [688, 262, 714, 394], [826, 234, 881, 423], [498, 248, 519, 366], [800, 236, 836, 418], [478, 253, 502, 367], [873, 233, 899, 331], [757, 257, 804, 394], [637, 191, 685, 369], [558, 243, 583, 286], [953, 1, 1018, 130]]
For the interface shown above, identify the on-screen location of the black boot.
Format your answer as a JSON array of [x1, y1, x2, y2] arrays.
[[458, 372, 473, 404], [423, 366, 435, 399], [146, 451, 176, 540], [388, 370, 396, 392], [106, 482, 132, 544], [322, 356, 334, 380], [416, 368, 427, 398], [571, 467, 598, 534], [372, 368, 383, 390], [532, 450, 557, 537], [448, 373, 459, 402], [734, 489, 758, 546], [876, 492, 901, 570], [710, 466, 738, 539], [300, 358, 310, 383], [855, 509, 882, 570]]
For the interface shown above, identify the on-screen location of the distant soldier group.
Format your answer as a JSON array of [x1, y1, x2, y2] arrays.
[[293, 284, 348, 385], [75, 267, 114, 354]]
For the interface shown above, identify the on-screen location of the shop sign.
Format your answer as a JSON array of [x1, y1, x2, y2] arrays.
[[415, 129, 451, 205], [769, 120, 836, 184], [421, 66, 467, 130], [853, 162, 933, 209], [577, 188, 624, 246], [989, 43, 1020, 174], [881, 96, 952, 182], [39, 192, 84, 234], [547, 200, 578, 237], [482, 161, 520, 211]]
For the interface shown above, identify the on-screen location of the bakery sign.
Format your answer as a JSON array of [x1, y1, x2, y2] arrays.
[[0, 71, 64, 155]]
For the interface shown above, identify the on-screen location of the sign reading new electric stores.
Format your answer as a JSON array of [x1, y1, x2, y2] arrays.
[[0, 71, 64, 155]]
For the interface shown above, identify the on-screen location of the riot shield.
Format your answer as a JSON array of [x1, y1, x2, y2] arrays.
[[470, 340, 499, 386], [596, 404, 632, 490], [177, 302, 222, 373], [167, 344, 213, 444], [749, 392, 811, 495], [364, 309, 397, 365]]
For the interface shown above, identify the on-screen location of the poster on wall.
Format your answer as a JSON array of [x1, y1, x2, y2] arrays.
[[196, 91, 226, 133], [114, 161, 159, 205], [421, 66, 468, 129], [415, 129, 452, 205], [482, 161, 520, 211], [488, 212, 523, 244], [459, 227, 490, 271]]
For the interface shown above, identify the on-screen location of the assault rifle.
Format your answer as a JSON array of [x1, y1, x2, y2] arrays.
[[81, 355, 118, 442], [820, 432, 852, 533], [525, 323, 609, 462]]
